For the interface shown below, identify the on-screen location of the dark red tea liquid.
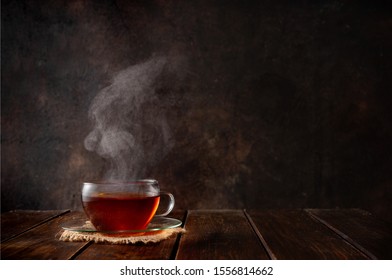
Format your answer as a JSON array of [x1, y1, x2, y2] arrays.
[[82, 193, 160, 231]]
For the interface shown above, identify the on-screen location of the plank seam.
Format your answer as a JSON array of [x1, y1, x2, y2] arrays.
[[1, 209, 71, 243], [243, 209, 277, 260], [68, 242, 94, 260], [305, 209, 377, 260], [172, 210, 189, 260]]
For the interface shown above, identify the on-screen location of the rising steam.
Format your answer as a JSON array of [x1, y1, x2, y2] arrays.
[[84, 55, 181, 180]]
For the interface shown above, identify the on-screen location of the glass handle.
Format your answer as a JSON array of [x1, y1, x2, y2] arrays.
[[155, 191, 175, 216]]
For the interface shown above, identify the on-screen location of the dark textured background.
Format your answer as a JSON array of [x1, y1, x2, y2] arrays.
[[2, 0, 391, 221]]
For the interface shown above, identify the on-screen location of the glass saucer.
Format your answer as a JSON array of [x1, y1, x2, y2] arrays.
[[61, 216, 182, 234]]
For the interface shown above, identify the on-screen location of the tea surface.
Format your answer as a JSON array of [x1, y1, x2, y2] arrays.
[[83, 193, 160, 231]]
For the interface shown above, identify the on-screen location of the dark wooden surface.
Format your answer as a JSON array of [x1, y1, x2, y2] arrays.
[[176, 210, 269, 260], [306, 209, 392, 260], [0, 210, 68, 242], [247, 209, 367, 259], [1, 209, 391, 260]]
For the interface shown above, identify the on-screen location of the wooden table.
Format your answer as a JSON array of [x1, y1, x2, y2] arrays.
[[1, 209, 391, 260]]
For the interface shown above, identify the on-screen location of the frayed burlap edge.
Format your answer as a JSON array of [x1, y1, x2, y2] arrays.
[[59, 227, 185, 244]]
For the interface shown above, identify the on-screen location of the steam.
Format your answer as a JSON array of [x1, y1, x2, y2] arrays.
[[84, 55, 181, 180]]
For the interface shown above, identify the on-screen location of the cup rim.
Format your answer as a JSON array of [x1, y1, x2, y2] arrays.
[[83, 179, 158, 186]]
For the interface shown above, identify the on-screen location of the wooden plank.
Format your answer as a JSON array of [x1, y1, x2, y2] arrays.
[[75, 211, 186, 260], [247, 209, 368, 259], [1, 211, 90, 260], [1, 210, 70, 242], [244, 210, 277, 260], [306, 209, 392, 260], [176, 210, 269, 260]]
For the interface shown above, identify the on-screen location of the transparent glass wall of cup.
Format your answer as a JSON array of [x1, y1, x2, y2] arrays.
[[82, 180, 175, 231]]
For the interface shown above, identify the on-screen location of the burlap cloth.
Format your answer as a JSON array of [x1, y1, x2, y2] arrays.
[[59, 221, 185, 244]]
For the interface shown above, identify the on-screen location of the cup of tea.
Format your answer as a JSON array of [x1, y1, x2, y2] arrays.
[[81, 179, 175, 231]]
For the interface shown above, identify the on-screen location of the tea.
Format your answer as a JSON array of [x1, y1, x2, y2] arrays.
[[82, 193, 160, 231]]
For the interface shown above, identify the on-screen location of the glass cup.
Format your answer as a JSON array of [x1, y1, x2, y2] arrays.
[[81, 179, 174, 231]]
